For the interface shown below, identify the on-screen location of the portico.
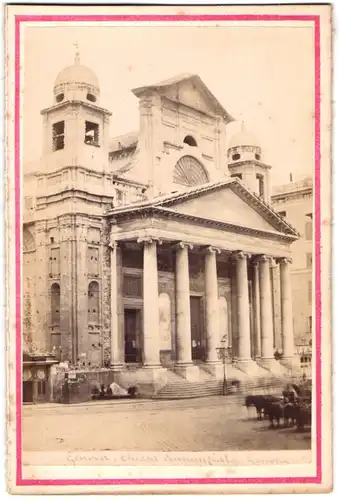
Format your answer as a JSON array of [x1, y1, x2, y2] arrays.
[[107, 179, 299, 384]]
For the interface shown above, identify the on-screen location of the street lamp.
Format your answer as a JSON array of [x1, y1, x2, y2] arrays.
[[216, 335, 232, 396]]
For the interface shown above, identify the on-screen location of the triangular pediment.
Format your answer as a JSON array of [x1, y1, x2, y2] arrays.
[[161, 78, 219, 116], [157, 183, 296, 236], [133, 74, 234, 123]]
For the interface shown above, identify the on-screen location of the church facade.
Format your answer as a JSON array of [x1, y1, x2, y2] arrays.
[[23, 54, 300, 389]]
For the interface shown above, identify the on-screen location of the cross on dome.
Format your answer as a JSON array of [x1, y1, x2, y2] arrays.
[[73, 42, 80, 65], [53, 47, 100, 96]]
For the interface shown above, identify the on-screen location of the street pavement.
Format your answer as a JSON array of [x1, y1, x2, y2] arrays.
[[23, 395, 312, 452]]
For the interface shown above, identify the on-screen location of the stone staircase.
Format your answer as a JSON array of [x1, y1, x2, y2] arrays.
[[152, 366, 302, 400], [153, 369, 225, 399]]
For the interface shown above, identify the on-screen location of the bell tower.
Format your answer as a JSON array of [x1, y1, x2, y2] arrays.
[[227, 123, 272, 203], [40, 51, 112, 174]]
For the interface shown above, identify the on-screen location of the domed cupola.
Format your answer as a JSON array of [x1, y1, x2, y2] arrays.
[[227, 122, 262, 163], [53, 52, 100, 104], [227, 122, 271, 203]]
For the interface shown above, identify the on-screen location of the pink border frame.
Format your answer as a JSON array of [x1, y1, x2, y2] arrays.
[[14, 13, 322, 488]]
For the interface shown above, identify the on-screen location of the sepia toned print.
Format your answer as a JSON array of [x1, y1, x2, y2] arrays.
[[6, 4, 332, 495]]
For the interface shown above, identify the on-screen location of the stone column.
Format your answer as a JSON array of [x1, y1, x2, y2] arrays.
[[174, 242, 199, 380], [140, 237, 161, 367], [270, 259, 281, 350], [175, 242, 193, 365], [252, 261, 261, 359], [235, 251, 252, 363], [110, 242, 124, 369], [280, 258, 296, 365], [258, 255, 275, 364], [205, 246, 221, 364]]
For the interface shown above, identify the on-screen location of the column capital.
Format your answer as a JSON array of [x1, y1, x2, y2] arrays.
[[108, 238, 119, 250], [278, 257, 293, 265], [270, 258, 278, 269], [174, 241, 194, 251], [137, 236, 162, 246], [205, 245, 221, 255], [233, 250, 251, 261], [256, 254, 274, 264]]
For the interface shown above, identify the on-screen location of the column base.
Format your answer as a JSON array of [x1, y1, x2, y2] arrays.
[[111, 365, 167, 398], [257, 357, 286, 376], [110, 363, 125, 372], [203, 362, 224, 379], [234, 358, 261, 376], [280, 356, 301, 373], [174, 363, 200, 382]]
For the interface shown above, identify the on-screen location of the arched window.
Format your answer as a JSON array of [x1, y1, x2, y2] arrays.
[[173, 155, 209, 187], [255, 153, 261, 161], [88, 281, 100, 324], [51, 283, 60, 325], [183, 135, 197, 147]]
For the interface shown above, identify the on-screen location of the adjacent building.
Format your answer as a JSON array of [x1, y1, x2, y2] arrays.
[[271, 177, 313, 348]]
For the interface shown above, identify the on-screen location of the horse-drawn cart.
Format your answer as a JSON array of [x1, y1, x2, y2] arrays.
[[244, 380, 312, 431]]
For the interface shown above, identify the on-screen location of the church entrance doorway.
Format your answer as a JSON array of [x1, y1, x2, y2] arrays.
[[124, 308, 142, 363], [23, 380, 34, 403], [190, 296, 204, 361]]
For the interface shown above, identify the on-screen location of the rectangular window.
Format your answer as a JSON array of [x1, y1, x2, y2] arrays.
[[309, 316, 312, 333], [25, 197, 33, 210], [308, 280, 312, 304], [115, 189, 124, 205], [50, 248, 60, 276], [305, 220, 313, 240], [306, 252, 313, 268], [230, 173, 242, 180], [85, 121, 99, 146], [88, 247, 100, 276], [123, 275, 143, 298], [278, 210, 287, 218], [52, 121, 65, 151]]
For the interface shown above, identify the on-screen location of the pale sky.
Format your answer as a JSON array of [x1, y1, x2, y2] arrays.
[[23, 24, 315, 185]]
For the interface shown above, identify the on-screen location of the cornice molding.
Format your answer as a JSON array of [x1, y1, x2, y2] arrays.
[[112, 206, 297, 244]]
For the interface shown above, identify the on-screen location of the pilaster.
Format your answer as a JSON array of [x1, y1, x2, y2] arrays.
[[279, 257, 298, 370], [234, 251, 252, 363], [109, 240, 124, 369], [33, 221, 49, 353], [59, 217, 75, 362], [252, 261, 261, 359]]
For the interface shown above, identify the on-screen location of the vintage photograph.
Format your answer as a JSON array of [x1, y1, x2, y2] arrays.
[[5, 3, 332, 495]]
